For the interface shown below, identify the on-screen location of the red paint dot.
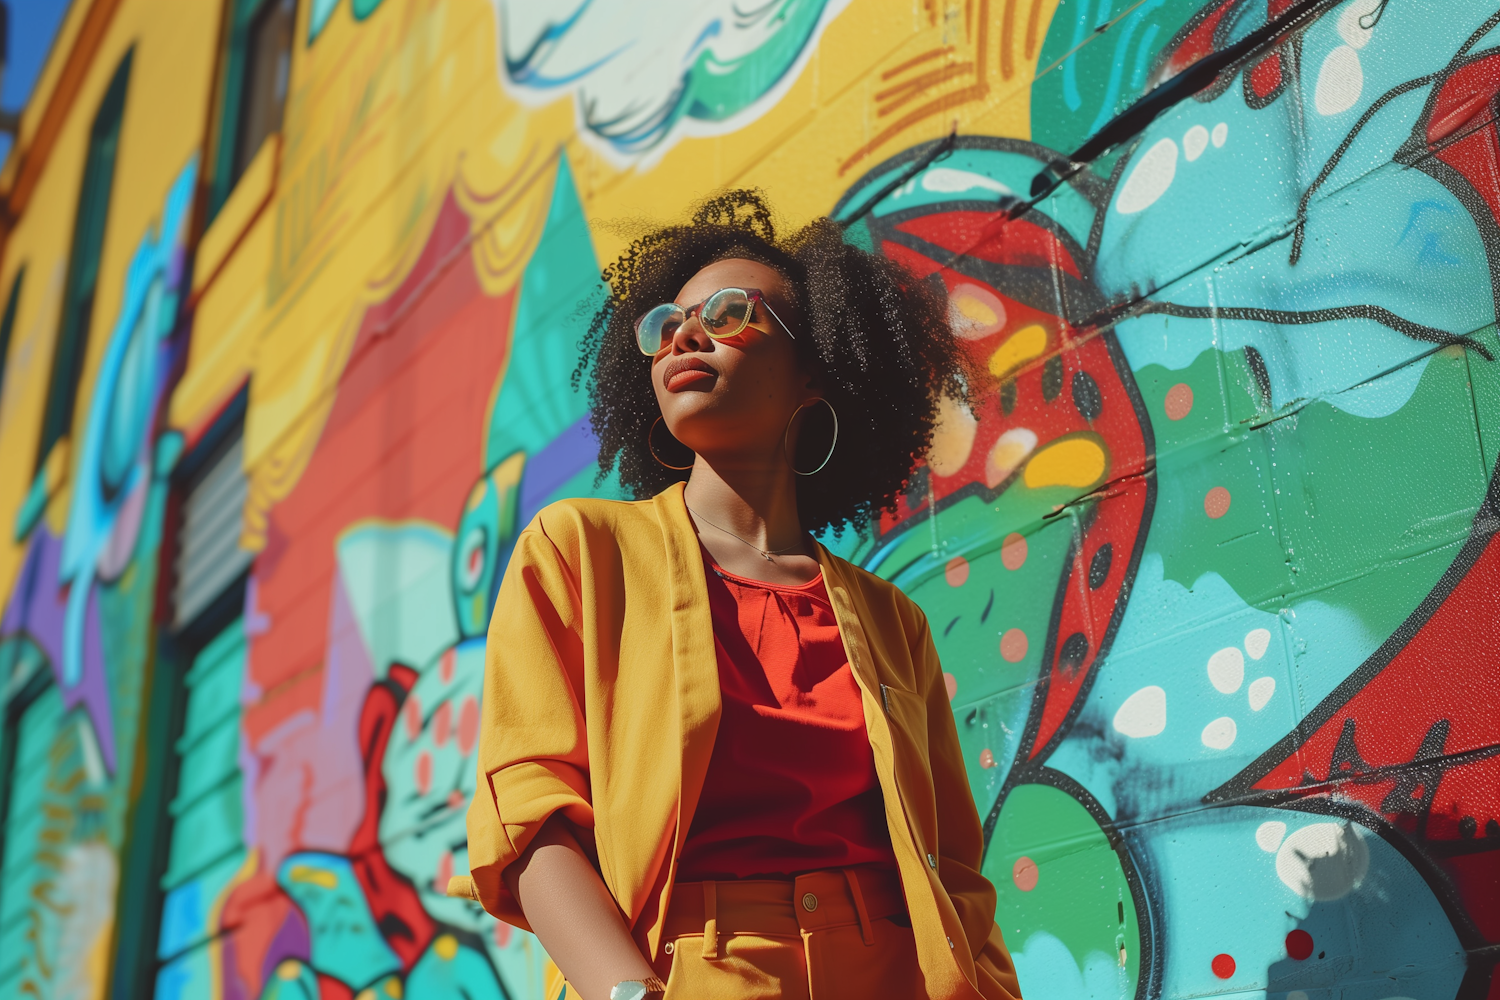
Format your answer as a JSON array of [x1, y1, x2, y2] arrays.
[[1001, 532, 1028, 570], [457, 695, 480, 756], [1000, 628, 1028, 663], [944, 672, 958, 701], [979, 748, 996, 769], [1285, 929, 1313, 961], [494, 922, 512, 948], [434, 849, 454, 893], [1204, 486, 1232, 519], [1211, 954, 1236, 979], [440, 648, 456, 683], [1164, 382, 1194, 420], [945, 555, 970, 587], [1012, 856, 1038, 892], [415, 750, 433, 796], [433, 700, 453, 747], [404, 695, 423, 741]]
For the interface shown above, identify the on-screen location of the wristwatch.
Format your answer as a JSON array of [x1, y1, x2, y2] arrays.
[[610, 977, 667, 1000]]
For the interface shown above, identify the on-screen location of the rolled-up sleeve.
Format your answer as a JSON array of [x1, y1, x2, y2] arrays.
[[457, 522, 596, 929]]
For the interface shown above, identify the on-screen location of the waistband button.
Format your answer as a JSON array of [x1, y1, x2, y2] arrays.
[[802, 892, 819, 912]]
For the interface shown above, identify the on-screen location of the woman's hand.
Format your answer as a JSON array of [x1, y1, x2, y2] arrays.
[[504, 815, 661, 1000]]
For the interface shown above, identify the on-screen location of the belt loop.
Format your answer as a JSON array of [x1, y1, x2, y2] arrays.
[[702, 881, 719, 959], [843, 869, 875, 946]]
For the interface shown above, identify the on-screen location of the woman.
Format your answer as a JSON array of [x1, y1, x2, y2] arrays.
[[449, 192, 1021, 1000]]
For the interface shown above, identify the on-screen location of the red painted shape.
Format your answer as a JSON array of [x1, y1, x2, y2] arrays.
[[1248, 50, 1284, 99], [1428, 54, 1500, 230], [1212, 953, 1236, 979], [244, 191, 516, 741], [1286, 929, 1314, 960], [873, 204, 1152, 761], [346, 663, 437, 969], [1159, 0, 1240, 84]]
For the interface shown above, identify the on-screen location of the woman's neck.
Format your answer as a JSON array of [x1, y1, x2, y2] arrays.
[[682, 457, 821, 585]]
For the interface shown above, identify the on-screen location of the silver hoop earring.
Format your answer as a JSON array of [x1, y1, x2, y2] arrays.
[[649, 417, 695, 470], [783, 398, 838, 476]]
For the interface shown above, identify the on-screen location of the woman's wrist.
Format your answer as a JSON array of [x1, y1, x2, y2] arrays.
[[609, 977, 667, 1000]]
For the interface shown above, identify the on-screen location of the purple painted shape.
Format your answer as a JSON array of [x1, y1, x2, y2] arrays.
[[0, 527, 119, 771], [257, 904, 311, 986], [518, 414, 598, 525]]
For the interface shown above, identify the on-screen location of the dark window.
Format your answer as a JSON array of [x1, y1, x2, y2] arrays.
[[36, 52, 131, 474], [110, 404, 251, 1000], [0, 266, 23, 411], [211, 0, 296, 214]]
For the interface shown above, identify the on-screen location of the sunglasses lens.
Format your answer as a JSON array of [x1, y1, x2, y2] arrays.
[[702, 288, 753, 339], [637, 303, 684, 354]]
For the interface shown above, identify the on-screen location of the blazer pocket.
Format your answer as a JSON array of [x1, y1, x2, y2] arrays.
[[879, 683, 930, 753]]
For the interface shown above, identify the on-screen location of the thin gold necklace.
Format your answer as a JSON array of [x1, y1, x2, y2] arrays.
[[686, 505, 804, 562]]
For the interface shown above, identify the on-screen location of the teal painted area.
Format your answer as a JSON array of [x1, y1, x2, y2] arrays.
[[277, 852, 404, 986]]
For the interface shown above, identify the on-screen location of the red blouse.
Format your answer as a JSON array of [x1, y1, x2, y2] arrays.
[[676, 550, 897, 881]]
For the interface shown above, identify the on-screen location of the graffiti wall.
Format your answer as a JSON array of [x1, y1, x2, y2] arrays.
[[0, 0, 1497, 997]]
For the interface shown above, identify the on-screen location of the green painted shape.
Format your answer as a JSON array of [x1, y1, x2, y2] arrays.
[[1030, 0, 1200, 162], [484, 156, 603, 472], [679, 0, 831, 124], [0, 683, 66, 994], [985, 783, 1139, 991], [1465, 328, 1500, 475], [1139, 340, 1491, 642]]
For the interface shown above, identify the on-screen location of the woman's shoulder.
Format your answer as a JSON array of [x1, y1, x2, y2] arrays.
[[520, 495, 663, 555]]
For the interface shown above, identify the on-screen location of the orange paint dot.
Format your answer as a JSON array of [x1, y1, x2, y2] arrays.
[[415, 750, 433, 796], [1204, 486, 1232, 519], [457, 695, 480, 756], [1001, 532, 1028, 570], [1012, 856, 1039, 892], [979, 748, 996, 769], [944, 672, 958, 701], [1000, 628, 1029, 662], [945, 555, 970, 587], [1164, 382, 1194, 420]]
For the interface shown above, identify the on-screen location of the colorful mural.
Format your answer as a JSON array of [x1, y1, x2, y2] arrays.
[[1, 0, 1497, 998]]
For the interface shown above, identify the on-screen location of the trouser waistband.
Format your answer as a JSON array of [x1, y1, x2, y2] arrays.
[[666, 865, 906, 957]]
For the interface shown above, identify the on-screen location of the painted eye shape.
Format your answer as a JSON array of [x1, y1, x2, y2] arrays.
[[458, 526, 488, 592]]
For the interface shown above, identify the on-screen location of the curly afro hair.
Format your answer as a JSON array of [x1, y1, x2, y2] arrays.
[[577, 189, 973, 535]]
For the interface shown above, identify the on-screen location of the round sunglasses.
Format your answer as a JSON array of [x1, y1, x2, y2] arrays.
[[634, 286, 795, 356]]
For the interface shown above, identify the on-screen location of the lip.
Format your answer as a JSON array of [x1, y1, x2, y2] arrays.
[[662, 356, 719, 392]]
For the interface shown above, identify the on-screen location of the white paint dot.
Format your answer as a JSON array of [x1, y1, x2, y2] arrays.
[[1275, 823, 1369, 900], [1201, 716, 1237, 750], [1211, 122, 1228, 148], [922, 168, 1015, 197], [1183, 124, 1209, 162], [1207, 647, 1245, 694], [1256, 820, 1287, 852], [1244, 627, 1271, 660], [1315, 45, 1364, 115], [1114, 686, 1166, 738], [1115, 138, 1178, 214], [1248, 675, 1276, 711], [1337, 0, 1382, 48]]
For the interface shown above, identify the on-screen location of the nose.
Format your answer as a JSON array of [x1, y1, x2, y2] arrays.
[[667, 309, 711, 354]]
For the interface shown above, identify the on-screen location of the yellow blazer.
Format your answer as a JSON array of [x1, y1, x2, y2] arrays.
[[450, 482, 1020, 1000]]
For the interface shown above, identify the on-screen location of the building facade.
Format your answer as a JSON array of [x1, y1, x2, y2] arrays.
[[0, 0, 1495, 998]]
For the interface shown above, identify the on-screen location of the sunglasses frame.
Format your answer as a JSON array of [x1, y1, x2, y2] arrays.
[[635, 286, 795, 356]]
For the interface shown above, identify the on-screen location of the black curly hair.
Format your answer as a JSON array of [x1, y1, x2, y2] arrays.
[[577, 189, 972, 535]]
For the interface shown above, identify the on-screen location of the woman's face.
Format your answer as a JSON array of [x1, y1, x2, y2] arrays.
[[651, 258, 816, 462]]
